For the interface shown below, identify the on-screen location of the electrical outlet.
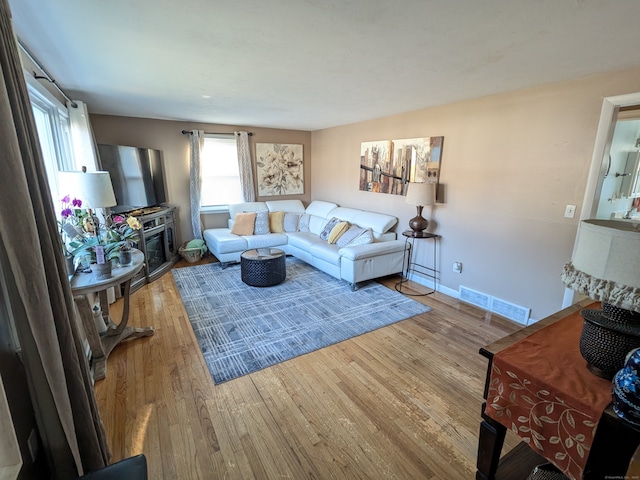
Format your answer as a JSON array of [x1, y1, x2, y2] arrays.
[[564, 204, 576, 218], [453, 262, 462, 273]]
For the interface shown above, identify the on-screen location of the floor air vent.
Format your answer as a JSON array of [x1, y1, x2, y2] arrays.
[[459, 285, 531, 325], [459, 286, 491, 310], [490, 297, 530, 325]]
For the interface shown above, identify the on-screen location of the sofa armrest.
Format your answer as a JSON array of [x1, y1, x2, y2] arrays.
[[338, 239, 407, 261]]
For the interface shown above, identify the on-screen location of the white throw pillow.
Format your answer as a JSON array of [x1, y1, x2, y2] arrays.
[[298, 213, 311, 232], [348, 228, 373, 246], [284, 213, 300, 232], [337, 225, 373, 247]]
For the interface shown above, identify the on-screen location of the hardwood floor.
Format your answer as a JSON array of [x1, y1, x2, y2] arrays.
[[95, 255, 523, 479]]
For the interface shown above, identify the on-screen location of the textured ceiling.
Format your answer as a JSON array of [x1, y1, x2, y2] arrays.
[[9, 0, 640, 131]]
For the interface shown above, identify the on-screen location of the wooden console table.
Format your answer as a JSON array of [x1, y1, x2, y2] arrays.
[[71, 249, 154, 380], [476, 298, 640, 479]]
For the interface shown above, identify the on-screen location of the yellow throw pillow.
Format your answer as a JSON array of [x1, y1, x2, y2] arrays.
[[269, 211, 285, 233], [231, 212, 257, 235], [327, 221, 350, 244]]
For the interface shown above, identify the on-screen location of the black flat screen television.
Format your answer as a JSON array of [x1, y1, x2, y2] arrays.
[[98, 143, 167, 214]]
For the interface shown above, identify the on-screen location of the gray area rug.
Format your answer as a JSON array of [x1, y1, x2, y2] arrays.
[[172, 257, 431, 383]]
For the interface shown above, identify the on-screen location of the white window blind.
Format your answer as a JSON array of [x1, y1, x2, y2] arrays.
[[200, 135, 243, 207]]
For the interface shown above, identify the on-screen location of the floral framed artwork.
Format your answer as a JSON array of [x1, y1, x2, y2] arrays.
[[359, 136, 444, 195], [256, 143, 304, 196]]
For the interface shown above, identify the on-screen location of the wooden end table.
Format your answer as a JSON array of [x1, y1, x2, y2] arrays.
[[70, 249, 153, 380]]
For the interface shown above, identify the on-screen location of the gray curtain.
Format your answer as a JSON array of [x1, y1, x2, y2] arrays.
[[235, 131, 255, 202], [189, 129, 204, 239], [0, 1, 109, 477]]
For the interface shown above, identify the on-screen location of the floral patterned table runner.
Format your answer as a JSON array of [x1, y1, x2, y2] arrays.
[[485, 304, 612, 480]]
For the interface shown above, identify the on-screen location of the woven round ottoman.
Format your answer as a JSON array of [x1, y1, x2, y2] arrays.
[[240, 248, 286, 287]]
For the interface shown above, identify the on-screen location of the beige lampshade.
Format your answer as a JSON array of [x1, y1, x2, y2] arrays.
[[58, 171, 117, 209], [405, 182, 436, 206], [562, 219, 640, 312]]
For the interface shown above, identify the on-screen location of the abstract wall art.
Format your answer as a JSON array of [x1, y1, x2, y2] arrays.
[[359, 136, 444, 195]]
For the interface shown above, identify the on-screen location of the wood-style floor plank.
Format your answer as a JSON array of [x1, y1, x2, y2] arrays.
[[95, 255, 525, 479]]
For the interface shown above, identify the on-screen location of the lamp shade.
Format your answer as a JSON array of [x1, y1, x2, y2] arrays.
[[58, 171, 117, 209], [562, 219, 640, 312], [405, 182, 436, 206]]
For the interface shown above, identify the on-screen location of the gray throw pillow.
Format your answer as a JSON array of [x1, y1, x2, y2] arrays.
[[319, 217, 341, 241], [253, 210, 270, 235]]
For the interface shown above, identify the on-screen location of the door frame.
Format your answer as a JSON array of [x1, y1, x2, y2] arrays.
[[562, 91, 640, 308]]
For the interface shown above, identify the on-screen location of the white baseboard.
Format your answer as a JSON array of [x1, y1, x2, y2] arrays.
[[406, 272, 458, 298]]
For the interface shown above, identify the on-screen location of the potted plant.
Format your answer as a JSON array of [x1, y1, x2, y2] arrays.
[[68, 213, 141, 277], [104, 214, 142, 266]]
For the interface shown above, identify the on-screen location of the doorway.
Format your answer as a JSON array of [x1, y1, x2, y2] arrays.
[[581, 93, 640, 220], [595, 110, 640, 220], [562, 92, 640, 308]]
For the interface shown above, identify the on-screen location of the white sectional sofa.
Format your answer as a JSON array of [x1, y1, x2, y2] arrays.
[[202, 199, 408, 289]]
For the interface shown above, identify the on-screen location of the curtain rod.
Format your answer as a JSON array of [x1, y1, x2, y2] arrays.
[[18, 39, 78, 108], [181, 130, 253, 136]]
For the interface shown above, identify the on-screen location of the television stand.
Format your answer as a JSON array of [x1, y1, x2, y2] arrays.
[[128, 205, 164, 216], [130, 205, 180, 291]]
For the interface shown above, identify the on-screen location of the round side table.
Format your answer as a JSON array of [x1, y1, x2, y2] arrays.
[[241, 248, 286, 287]]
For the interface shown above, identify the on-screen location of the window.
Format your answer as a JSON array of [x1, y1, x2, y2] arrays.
[[26, 76, 75, 200], [200, 135, 243, 208]]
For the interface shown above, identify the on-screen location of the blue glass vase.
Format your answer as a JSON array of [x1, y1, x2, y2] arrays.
[[612, 348, 640, 426]]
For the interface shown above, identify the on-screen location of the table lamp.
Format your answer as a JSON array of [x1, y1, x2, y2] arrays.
[[405, 182, 436, 233], [58, 169, 117, 263], [561, 219, 640, 379], [59, 168, 116, 222]]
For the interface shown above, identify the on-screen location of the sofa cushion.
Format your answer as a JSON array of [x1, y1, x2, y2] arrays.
[[338, 238, 406, 260], [309, 215, 327, 236], [229, 202, 268, 220], [231, 212, 256, 235], [203, 229, 248, 254], [246, 233, 288, 249], [327, 221, 350, 244], [284, 213, 300, 232], [305, 200, 338, 218], [319, 217, 341, 241], [286, 232, 319, 250], [308, 241, 341, 266], [254, 210, 270, 234], [265, 199, 306, 214], [329, 207, 397, 234]]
